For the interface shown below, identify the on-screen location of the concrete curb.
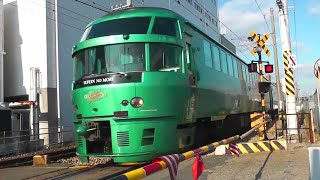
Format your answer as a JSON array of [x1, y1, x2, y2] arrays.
[[215, 140, 287, 155]]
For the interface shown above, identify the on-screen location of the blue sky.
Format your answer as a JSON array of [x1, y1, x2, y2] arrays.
[[218, 0, 320, 96]]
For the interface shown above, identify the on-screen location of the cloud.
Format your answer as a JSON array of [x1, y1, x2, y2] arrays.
[[218, 0, 277, 61], [308, 4, 320, 15], [291, 41, 304, 49], [293, 63, 317, 95], [219, 0, 277, 36]]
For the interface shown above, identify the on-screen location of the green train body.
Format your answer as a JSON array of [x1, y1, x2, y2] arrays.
[[72, 7, 272, 163]]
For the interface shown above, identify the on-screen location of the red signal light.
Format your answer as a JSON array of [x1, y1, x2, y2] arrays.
[[265, 64, 273, 73]]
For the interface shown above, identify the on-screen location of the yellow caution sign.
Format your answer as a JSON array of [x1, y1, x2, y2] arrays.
[[250, 31, 260, 43], [261, 44, 271, 57], [258, 33, 270, 47], [250, 32, 271, 57]]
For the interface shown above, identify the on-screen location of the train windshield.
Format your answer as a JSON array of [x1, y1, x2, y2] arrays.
[[73, 43, 145, 81], [81, 17, 151, 40], [152, 17, 179, 37]]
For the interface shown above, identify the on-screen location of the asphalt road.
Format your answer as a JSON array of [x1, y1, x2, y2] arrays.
[[145, 143, 313, 180]]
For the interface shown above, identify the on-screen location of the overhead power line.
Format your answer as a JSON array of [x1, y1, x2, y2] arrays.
[[27, 0, 90, 25], [44, 0, 93, 21], [190, 0, 256, 61], [74, 0, 109, 13], [87, 0, 111, 11], [253, 0, 271, 33]]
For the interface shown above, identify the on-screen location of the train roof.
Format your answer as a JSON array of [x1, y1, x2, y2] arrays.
[[88, 7, 184, 27]]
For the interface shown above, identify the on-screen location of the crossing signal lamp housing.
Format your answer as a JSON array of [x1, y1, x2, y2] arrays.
[[248, 63, 257, 73], [265, 64, 274, 73], [259, 82, 271, 93]]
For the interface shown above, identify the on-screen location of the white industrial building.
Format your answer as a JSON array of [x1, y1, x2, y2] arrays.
[[1, 0, 222, 144]]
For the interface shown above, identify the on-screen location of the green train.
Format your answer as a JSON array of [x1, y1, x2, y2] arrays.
[[72, 7, 272, 163]]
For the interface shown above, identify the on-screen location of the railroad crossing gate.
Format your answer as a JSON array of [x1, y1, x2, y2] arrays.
[[250, 31, 271, 57]]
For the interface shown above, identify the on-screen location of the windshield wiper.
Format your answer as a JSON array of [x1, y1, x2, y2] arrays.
[[80, 74, 100, 79], [107, 71, 126, 76]]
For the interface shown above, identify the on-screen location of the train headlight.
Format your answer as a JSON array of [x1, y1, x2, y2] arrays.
[[130, 97, 144, 108]]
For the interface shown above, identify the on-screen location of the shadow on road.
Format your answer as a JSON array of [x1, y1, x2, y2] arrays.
[[255, 151, 273, 180]]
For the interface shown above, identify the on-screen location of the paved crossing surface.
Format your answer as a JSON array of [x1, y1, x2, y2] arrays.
[[145, 143, 314, 180]]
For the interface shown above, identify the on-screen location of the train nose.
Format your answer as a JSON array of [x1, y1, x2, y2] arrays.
[[73, 84, 136, 118]]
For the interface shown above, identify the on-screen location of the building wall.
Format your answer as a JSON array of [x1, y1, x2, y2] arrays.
[[4, 0, 49, 97], [56, 1, 103, 126]]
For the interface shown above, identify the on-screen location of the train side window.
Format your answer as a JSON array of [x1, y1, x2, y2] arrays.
[[251, 73, 255, 84], [245, 67, 249, 83], [220, 50, 228, 74], [227, 54, 233, 76], [203, 40, 213, 68], [211, 44, 221, 71], [233, 57, 239, 78], [242, 64, 247, 81]]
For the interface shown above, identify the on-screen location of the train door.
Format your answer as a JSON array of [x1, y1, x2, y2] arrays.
[[186, 43, 196, 87], [185, 42, 197, 122]]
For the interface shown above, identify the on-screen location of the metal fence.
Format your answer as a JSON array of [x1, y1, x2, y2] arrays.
[[0, 126, 74, 157], [274, 112, 316, 143]]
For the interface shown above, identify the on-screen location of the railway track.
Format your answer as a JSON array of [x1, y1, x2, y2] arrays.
[[0, 145, 76, 169], [19, 162, 148, 180]]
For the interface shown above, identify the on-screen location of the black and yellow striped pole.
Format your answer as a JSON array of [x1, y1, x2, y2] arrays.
[[283, 51, 295, 96], [257, 43, 268, 140], [250, 31, 272, 140], [258, 53, 266, 118]]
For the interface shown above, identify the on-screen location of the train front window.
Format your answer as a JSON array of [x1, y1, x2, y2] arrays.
[[73, 43, 145, 81], [150, 43, 182, 72], [152, 18, 179, 37], [81, 17, 151, 40]]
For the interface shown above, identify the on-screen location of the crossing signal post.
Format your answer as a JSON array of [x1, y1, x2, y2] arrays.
[[249, 31, 273, 117], [248, 31, 274, 140]]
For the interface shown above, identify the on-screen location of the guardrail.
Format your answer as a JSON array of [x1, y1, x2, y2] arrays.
[[0, 126, 74, 157], [110, 120, 269, 180]]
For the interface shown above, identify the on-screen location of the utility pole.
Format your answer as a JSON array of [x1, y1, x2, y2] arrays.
[[270, 8, 282, 112], [277, 0, 298, 135], [0, 2, 3, 108]]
